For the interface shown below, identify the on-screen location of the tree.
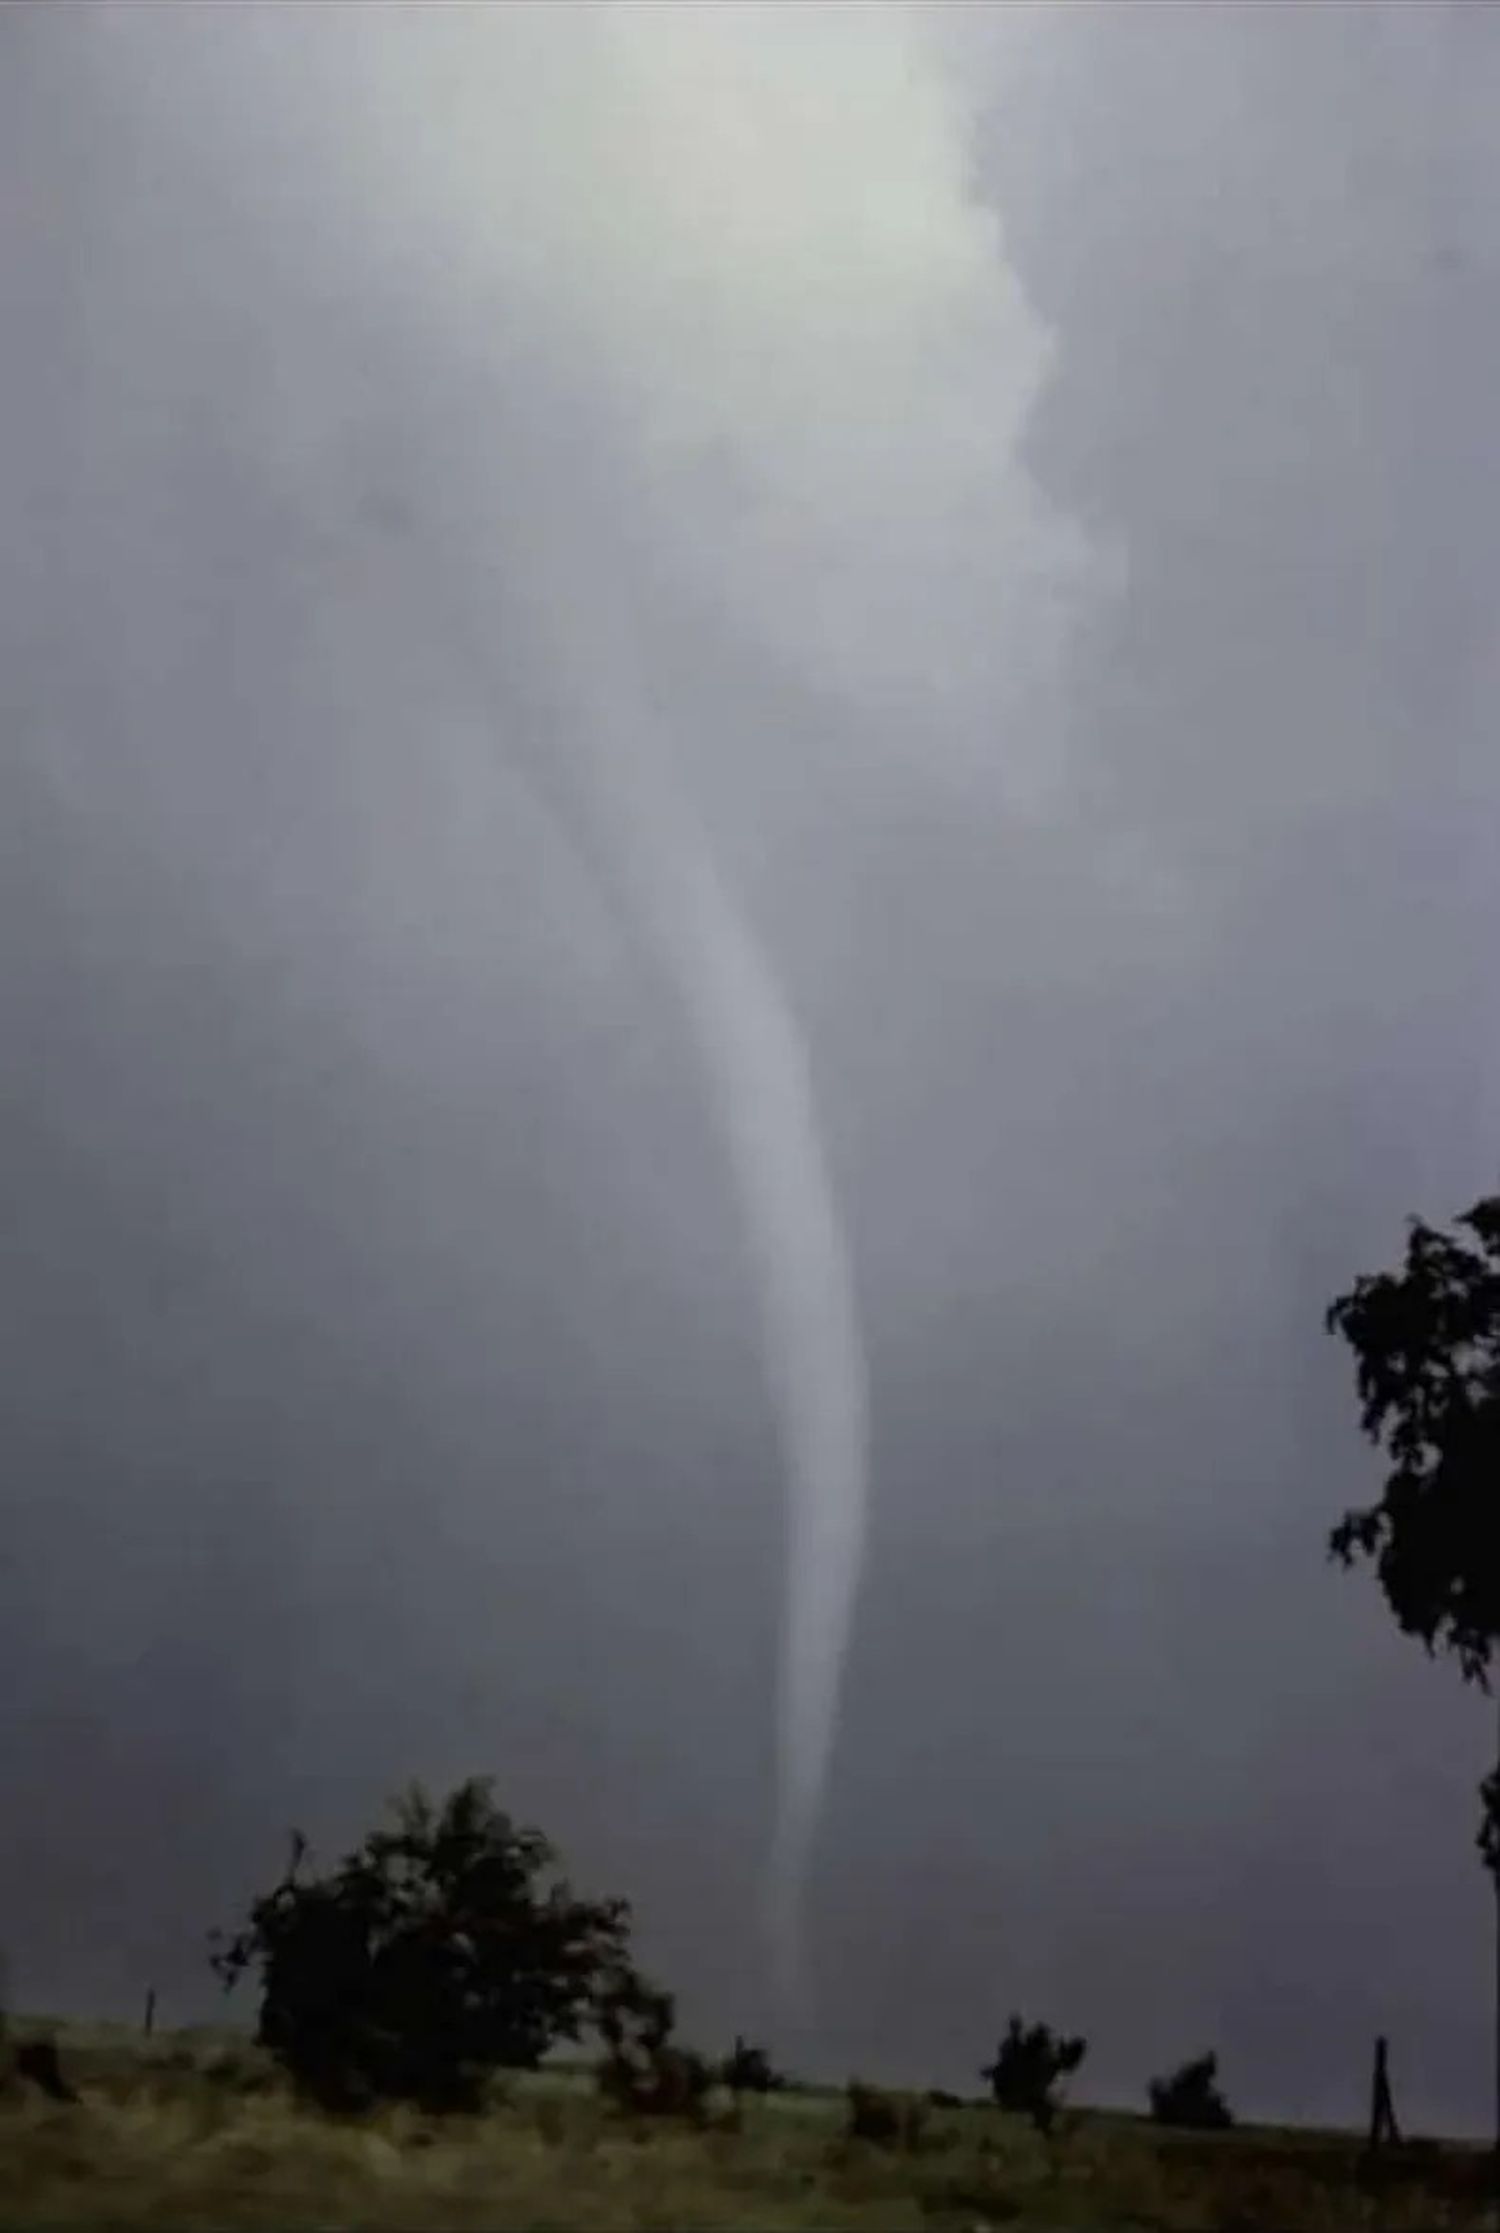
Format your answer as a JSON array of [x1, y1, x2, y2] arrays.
[[211, 1776, 634, 2113], [1325, 1197, 1500, 1842], [1148, 2050, 1234, 2130], [981, 2014, 1087, 2133], [1325, 1194, 1500, 2151], [1326, 1199, 1500, 1683]]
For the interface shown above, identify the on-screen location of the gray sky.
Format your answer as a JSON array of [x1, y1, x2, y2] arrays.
[[3, 0, 1499, 2134]]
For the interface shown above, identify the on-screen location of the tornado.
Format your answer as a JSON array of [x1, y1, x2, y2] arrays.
[[570, 739, 869, 2021], [386, 514, 871, 2024], [484, 598, 870, 2022]]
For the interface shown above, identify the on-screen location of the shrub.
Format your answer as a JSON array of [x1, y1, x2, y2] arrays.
[[595, 1970, 713, 2122], [981, 2014, 1087, 2133], [720, 2035, 787, 2095], [1148, 2050, 1234, 2130], [13, 2037, 78, 2104], [211, 1776, 633, 2114], [846, 2079, 926, 2149]]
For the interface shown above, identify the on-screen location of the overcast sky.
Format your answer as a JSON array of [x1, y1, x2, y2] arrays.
[[3, 0, 1499, 2134]]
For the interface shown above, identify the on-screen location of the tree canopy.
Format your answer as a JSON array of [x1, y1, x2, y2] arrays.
[[1325, 1193, 1500, 1871]]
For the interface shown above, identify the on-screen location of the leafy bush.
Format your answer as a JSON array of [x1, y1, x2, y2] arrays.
[[981, 2014, 1087, 2132], [1149, 2050, 1234, 2130], [211, 1776, 633, 2114]]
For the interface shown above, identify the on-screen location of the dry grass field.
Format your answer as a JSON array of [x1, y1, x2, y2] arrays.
[[1, 2019, 1494, 2232]]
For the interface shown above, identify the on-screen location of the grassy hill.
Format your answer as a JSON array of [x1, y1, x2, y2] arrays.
[[0, 2016, 1492, 2230]]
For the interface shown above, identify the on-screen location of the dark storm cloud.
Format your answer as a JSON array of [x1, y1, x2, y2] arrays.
[[2, 1, 1497, 2132]]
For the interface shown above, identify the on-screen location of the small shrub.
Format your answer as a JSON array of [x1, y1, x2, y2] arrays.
[[720, 2034, 787, 2095], [1148, 2050, 1234, 2130], [846, 2079, 900, 2145], [981, 2014, 1087, 2133], [595, 1970, 712, 2122], [845, 2079, 926, 2150], [14, 2037, 78, 2104]]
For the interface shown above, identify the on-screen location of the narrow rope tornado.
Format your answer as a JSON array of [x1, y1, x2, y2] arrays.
[[404, 537, 869, 2020], [638, 811, 864, 2020], [552, 726, 869, 2023]]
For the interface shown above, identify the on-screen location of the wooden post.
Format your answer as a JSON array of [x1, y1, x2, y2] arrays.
[[143, 1986, 156, 2038]]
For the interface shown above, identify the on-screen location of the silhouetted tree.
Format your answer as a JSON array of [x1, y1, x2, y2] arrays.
[[1325, 1195, 1500, 2152], [982, 2014, 1087, 2132], [1148, 2051, 1234, 2129], [211, 1776, 633, 2113], [1326, 1197, 1500, 1697], [720, 2034, 786, 2095], [1326, 1203, 1500, 1860]]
